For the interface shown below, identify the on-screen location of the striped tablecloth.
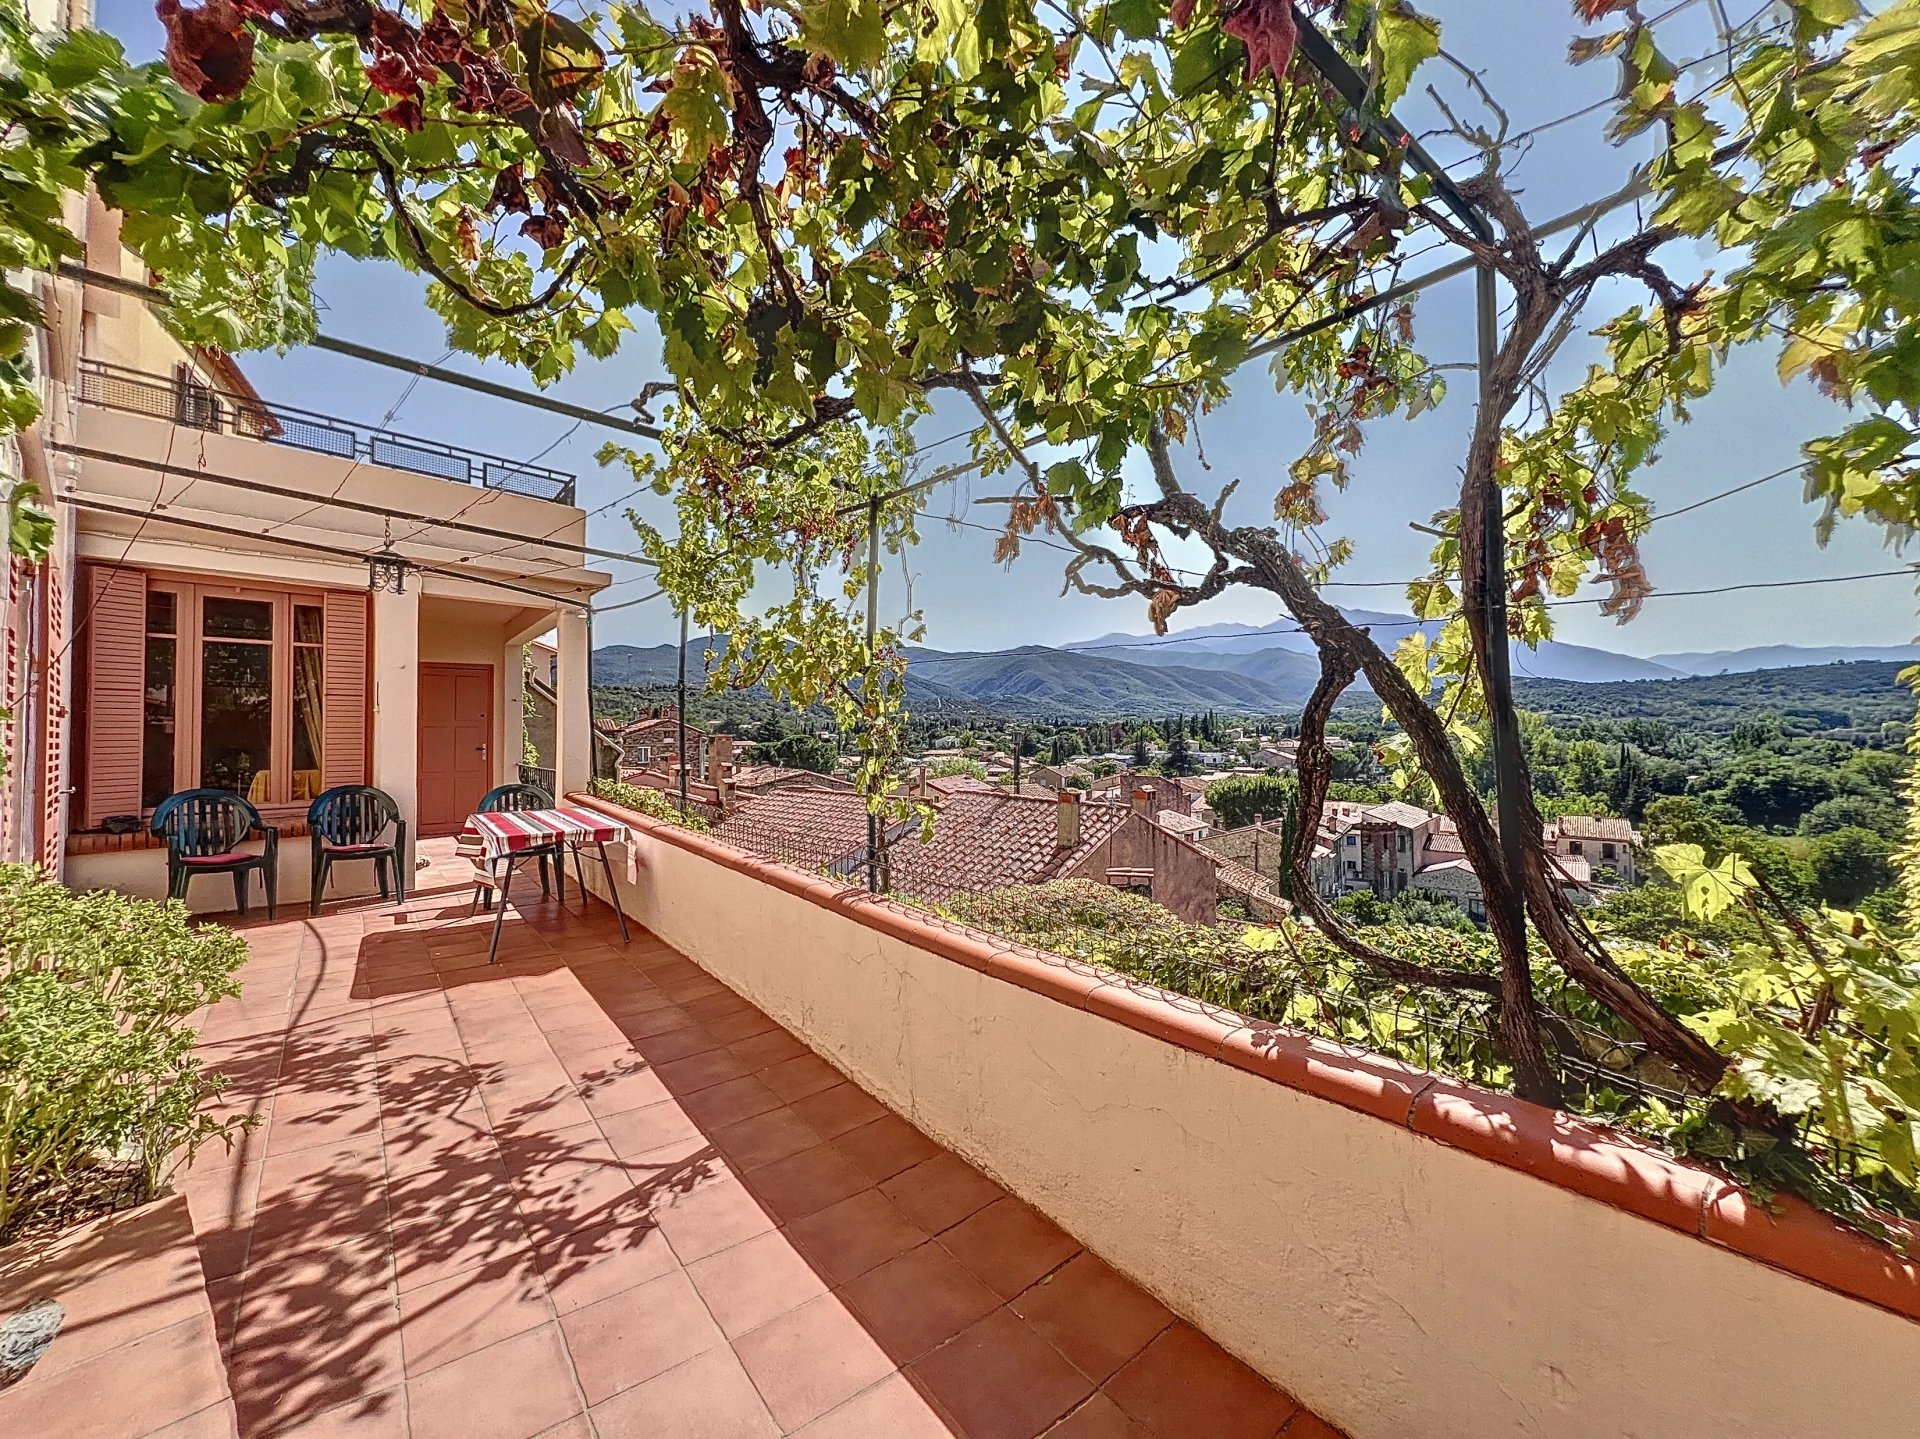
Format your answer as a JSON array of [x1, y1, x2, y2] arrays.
[[468, 806, 625, 861]]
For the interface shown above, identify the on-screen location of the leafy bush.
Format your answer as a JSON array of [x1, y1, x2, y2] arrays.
[[926, 757, 987, 780], [0, 866, 248, 1238], [749, 733, 837, 774], [587, 778, 712, 832], [940, 881, 1509, 1082], [1614, 844, 1920, 1227], [1205, 774, 1297, 830]]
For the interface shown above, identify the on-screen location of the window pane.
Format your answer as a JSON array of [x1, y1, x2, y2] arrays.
[[203, 597, 273, 641], [142, 636, 176, 809], [294, 604, 323, 646], [146, 591, 176, 636], [293, 644, 323, 793], [201, 641, 273, 799]]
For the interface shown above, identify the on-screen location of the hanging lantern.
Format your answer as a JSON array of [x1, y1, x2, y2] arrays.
[[367, 517, 407, 593]]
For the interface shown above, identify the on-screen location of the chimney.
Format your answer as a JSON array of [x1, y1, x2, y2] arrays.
[[1056, 791, 1081, 850], [708, 735, 735, 805], [1130, 787, 1152, 818]]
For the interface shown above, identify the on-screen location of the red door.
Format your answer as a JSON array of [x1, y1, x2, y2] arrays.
[[419, 663, 492, 836]]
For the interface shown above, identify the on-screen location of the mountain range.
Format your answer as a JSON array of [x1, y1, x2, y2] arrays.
[[590, 613, 1919, 717]]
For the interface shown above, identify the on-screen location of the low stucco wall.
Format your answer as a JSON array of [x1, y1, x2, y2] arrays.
[[575, 797, 1917, 1439], [68, 838, 385, 914]]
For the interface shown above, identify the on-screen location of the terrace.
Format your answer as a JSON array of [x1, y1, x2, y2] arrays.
[[5, 839, 1321, 1439], [76, 359, 577, 506], [7, 810, 1919, 1439]]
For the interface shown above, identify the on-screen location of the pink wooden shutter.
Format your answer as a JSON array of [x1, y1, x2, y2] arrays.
[[321, 590, 369, 787], [80, 564, 145, 827], [40, 556, 71, 870]]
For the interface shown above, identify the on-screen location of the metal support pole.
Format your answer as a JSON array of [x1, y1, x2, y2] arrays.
[[677, 604, 689, 814], [866, 499, 880, 894]]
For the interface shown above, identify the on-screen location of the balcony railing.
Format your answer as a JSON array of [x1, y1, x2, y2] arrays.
[[77, 358, 576, 506]]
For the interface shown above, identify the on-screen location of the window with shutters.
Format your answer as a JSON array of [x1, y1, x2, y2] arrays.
[[85, 570, 368, 819]]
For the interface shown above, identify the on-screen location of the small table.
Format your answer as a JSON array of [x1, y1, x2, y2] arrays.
[[469, 806, 632, 961]]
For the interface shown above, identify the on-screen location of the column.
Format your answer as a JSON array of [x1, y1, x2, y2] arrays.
[[503, 641, 527, 788], [554, 607, 592, 798], [371, 585, 421, 871]]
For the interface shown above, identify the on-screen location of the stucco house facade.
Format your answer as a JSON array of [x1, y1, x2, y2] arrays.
[[1, 204, 609, 910]]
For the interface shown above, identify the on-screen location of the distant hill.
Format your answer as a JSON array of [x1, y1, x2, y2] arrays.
[[902, 645, 1306, 713], [593, 633, 1914, 727], [1513, 661, 1913, 734], [1068, 609, 1684, 683], [1651, 644, 1920, 675], [592, 643, 686, 688]]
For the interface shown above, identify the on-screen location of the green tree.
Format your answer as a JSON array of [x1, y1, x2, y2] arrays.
[[1709, 755, 1837, 832], [1643, 796, 1733, 853], [1800, 794, 1904, 842], [1842, 748, 1906, 794], [1206, 775, 1298, 831], [1562, 740, 1611, 797], [1162, 730, 1195, 776], [927, 756, 988, 781], [761, 734, 836, 774], [1809, 826, 1897, 909]]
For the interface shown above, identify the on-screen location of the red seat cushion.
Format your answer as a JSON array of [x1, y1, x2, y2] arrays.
[[180, 851, 251, 865]]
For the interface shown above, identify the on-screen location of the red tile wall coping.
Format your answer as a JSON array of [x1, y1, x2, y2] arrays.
[[574, 793, 1920, 1327], [0, 1194, 237, 1439]]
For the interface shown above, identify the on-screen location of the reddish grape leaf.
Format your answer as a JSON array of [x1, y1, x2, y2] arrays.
[[157, 0, 255, 103], [520, 212, 568, 249], [381, 97, 424, 131], [1221, 0, 1298, 83], [487, 165, 531, 215], [365, 52, 419, 98]]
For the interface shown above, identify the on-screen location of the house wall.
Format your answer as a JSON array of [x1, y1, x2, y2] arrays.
[[1200, 823, 1285, 888], [573, 800, 1920, 1439], [1069, 814, 1219, 923], [78, 206, 201, 380], [65, 830, 376, 911]]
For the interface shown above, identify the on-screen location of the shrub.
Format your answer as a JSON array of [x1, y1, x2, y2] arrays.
[[1205, 774, 1297, 830], [939, 880, 1506, 1080], [0, 866, 249, 1238], [925, 756, 987, 781], [587, 778, 712, 832]]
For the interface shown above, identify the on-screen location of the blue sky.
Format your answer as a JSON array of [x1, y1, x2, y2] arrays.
[[91, 0, 1919, 658]]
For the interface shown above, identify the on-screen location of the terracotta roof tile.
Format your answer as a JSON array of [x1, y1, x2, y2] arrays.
[[1554, 814, 1637, 841], [731, 766, 853, 793], [1156, 810, 1208, 836], [713, 789, 872, 874], [888, 793, 1129, 904]]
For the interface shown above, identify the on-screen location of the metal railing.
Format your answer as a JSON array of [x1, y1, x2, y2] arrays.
[[77, 359, 576, 506]]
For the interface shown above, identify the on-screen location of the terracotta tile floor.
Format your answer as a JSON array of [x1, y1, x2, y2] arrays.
[[178, 839, 1333, 1438]]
